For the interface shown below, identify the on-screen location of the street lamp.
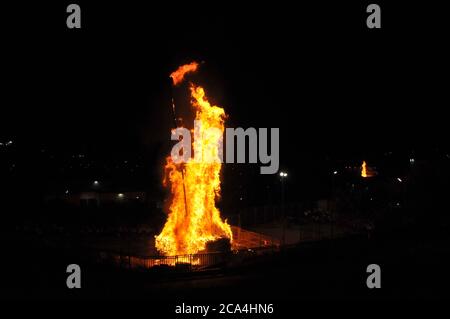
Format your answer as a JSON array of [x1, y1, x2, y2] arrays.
[[279, 171, 288, 246], [331, 170, 338, 240]]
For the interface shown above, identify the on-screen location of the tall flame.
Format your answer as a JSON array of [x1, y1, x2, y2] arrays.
[[155, 70, 232, 256], [361, 160, 375, 178], [169, 61, 199, 86]]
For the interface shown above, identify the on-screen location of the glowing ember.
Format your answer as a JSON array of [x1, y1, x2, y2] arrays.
[[361, 160, 375, 178], [155, 63, 232, 256], [169, 61, 199, 86]]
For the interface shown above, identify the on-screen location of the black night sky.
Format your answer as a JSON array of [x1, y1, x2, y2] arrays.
[[3, 2, 448, 206], [1, 0, 450, 303], [3, 2, 448, 154]]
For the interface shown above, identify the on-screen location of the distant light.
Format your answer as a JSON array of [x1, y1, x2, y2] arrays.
[[117, 193, 124, 198], [397, 177, 403, 183], [1, 141, 13, 147], [279, 172, 288, 177], [65, 190, 69, 194], [136, 196, 140, 200], [93, 180, 99, 186], [333, 171, 338, 175], [410, 158, 415, 164]]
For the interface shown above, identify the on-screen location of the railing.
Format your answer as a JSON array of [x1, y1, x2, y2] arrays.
[[87, 222, 359, 272], [93, 246, 278, 272]]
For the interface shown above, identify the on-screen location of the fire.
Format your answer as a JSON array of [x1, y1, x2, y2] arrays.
[[361, 160, 375, 178], [170, 61, 199, 86], [155, 64, 232, 256]]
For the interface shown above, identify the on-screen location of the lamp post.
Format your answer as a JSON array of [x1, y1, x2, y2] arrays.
[[279, 171, 288, 246], [331, 171, 338, 240]]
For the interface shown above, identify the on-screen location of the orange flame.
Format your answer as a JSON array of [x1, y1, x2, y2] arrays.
[[155, 73, 232, 256], [169, 62, 199, 86], [361, 160, 374, 178]]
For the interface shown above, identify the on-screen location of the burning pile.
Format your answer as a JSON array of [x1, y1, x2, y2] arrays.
[[155, 62, 233, 256], [361, 160, 376, 178]]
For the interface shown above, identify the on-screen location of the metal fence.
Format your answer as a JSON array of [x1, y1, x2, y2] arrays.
[[87, 221, 359, 272], [94, 250, 229, 270], [93, 246, 278, 272]]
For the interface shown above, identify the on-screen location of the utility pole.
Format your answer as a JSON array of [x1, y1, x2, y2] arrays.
[[279, 171, 288, 246], [169, 85, 189, 220]]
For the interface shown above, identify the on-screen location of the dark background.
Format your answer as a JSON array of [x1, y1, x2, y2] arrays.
[[2, 1, 448, 206], [1, 0, 449, 305], [3, 1, 448, 158]]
